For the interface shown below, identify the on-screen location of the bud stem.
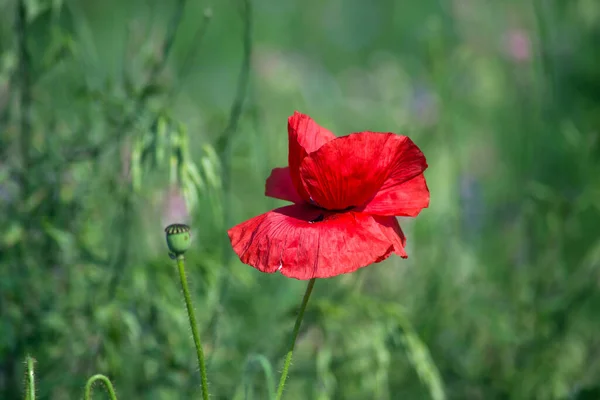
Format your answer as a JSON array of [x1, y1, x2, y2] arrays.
[[25, 355, 35, 400], [176, 255, 210, 399]]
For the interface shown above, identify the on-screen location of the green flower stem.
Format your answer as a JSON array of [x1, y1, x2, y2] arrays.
[[84, 374, 117, 400], [275, 278, 316, 400], [25, 356, 35, 400], [177, 255, 210, 400]]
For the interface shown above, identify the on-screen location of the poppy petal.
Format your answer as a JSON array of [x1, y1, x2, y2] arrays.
[[372, 215, 408, 258], [359, 173, 430, 217], [227, 205, 408, 280], [265, 167, 304, 204], [288, 112, 336, 202], [299, 132, 428, 213]]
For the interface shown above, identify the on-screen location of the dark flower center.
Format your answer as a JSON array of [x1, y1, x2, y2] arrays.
[[309, 214, 325, 224], [307, 195, 357, 223], [308, 205, 355, 224]]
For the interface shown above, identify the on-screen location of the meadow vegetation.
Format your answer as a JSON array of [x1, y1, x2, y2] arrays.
[[1, 0, 600, 398]]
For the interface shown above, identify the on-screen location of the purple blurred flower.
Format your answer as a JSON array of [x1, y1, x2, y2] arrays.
[[162, 186, 189, 228], [411, 84, 439, 126], [505, 29, 532, 63]]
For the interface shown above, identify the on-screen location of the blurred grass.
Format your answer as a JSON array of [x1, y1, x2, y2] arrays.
[[1, 0, 600, 399]]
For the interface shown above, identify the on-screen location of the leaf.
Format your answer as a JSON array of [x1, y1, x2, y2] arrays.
[[138, 83, 166, 100], [201, 156, 220, 190], [130, 139, 143, 191], [169, 154, 178, 185], [387, 306, 445, 400], [155, 116, 169, 165], [182, 179, 199, 214], [21, 188, 49, 212], [239, 354, 276, 400], [185, 162, 206, 192], [2, 223, 24, 247]]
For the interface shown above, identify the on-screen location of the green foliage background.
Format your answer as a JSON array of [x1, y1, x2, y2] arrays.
[[1, 0, 600, 398]]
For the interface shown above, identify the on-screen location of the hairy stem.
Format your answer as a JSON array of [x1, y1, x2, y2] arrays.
[[177, 255, 210, 400], [275, 278, 316, 400], [84, 374, 117, 400], [25, 356, 35, 400]]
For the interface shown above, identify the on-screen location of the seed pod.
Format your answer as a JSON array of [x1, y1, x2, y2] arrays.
[[165, 223, 191, 256]]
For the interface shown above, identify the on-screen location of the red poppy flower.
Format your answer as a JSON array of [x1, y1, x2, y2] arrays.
[[228, 112, 429, 280]]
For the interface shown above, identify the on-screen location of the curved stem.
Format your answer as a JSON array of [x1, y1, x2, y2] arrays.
[[16, 0, 32, 196], [25, 356, 35, 400], [275, 278, 316, 400], [177, 255, 210, 400], [84, 374, 117, 400], [242, 354, 276, 400]]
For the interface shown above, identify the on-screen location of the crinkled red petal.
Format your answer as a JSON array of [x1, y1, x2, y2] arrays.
[[299, 132, 428, 215], [265, 167, 304, 204], [227, 204, 408, 280], [287, 112, 336, 202], [358, 173, 430, 217]]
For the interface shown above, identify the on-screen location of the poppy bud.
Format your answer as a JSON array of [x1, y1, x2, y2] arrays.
[[165, 223, 191, 257]]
